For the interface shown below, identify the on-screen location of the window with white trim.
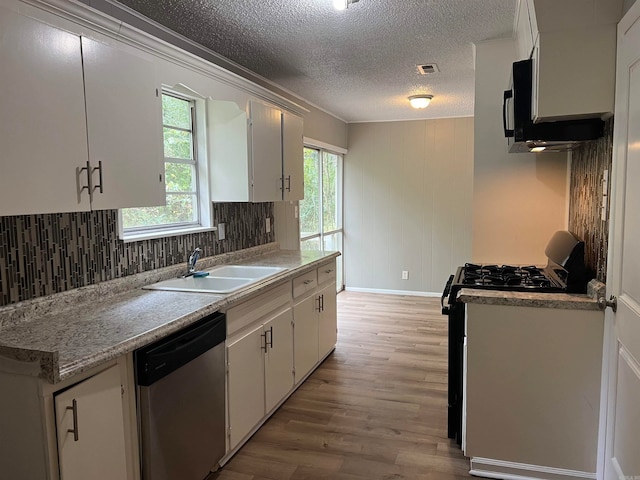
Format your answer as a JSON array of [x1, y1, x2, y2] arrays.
[[121, 91, 211, 238], [300, 146, 344, 291]]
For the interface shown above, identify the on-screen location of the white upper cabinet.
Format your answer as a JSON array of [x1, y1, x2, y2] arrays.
[[282, 111, 304, 202], [0, 6, 90, 215], [525, 0, 621, 122], [81, 37, 165, 210], [0, 6, 164, 216], [250, 101, 283, 202], [209, 100, 304, 202], [515, 0, 536, 60]]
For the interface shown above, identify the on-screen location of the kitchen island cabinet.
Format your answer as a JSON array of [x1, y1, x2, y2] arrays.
[[461, 295, 604, 480]]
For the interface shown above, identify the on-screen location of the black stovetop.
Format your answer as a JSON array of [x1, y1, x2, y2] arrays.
[[451, 262, 566, 295]]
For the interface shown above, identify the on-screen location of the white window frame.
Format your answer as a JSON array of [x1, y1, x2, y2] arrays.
[[300, 139, 346, 290], [119, 86, 212, 242]]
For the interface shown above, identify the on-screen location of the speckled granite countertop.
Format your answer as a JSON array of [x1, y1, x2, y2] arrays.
[[458, 279, 606, 310], [0, 246, 339, 384]]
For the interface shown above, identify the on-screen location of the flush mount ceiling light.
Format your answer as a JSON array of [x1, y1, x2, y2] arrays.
[[333, 0, 360, 10], [408, 94, 433, 109]]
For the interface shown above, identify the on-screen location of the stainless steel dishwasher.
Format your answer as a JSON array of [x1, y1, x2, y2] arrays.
[[135, 311, 226, 480]]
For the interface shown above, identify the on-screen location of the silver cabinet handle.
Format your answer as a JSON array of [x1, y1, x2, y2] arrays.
[[285, 175, 291, 192], [92, 160, 103, 194], [324, 269, 333, 274], [320, 294, 324, 312], [267, 326, 273, 349], [303, 279, 313, 285], [261, 331, 267, 352], [316, 295, 322, 313], [66, 399, 79, 442], [78, 161, 91, 198]]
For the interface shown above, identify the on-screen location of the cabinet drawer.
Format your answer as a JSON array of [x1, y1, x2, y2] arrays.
[[227, 282, 290, 337], [317, 261, 336, 286], [292, 270, 317, 299]]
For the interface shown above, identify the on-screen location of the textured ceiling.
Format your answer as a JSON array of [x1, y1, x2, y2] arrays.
[[114, 0, 517, 122]]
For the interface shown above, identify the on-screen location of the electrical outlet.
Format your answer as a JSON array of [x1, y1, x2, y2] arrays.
[[217, 223, 226, 240], [265, 217, 271, 233], [402, 270, 409, 280]]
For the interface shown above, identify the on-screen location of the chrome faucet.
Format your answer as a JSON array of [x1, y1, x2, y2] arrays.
[[184, 247, 201, 277]]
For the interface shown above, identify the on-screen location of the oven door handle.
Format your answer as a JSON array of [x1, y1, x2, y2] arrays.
[[441, 274, 455, 315]]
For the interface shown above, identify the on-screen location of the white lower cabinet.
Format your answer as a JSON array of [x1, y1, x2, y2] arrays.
[[54, 365, 128, 480], [227, 323, 267, 450], [292, 260, 338, 384], [318, 282, 338, 357], [293, 294, 320, 382], [264, 309, 295, 412], [224, 261, 338, 456], [0, 357, 138, 480], [226, 299, 294, 451]]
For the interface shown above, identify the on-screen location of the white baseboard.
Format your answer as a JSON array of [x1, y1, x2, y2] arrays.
[[469, 457, 596, 480], [344, 287, 441, 297]]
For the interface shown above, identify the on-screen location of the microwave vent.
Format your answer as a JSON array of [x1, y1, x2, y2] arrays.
[[417, 63, 439, 75]]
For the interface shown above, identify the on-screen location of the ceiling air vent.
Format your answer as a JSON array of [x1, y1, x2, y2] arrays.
[[417, 63, 439, 75]]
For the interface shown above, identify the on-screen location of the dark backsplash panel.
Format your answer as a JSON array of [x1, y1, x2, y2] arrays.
[[0, 203, 274, 306], [568, 118, 613, 283]]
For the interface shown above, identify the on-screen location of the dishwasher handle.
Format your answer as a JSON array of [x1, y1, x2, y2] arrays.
[[136, 312, 226, 386]]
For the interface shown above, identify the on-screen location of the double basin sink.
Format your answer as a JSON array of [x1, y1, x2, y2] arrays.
[[144, 265, 287, 294]]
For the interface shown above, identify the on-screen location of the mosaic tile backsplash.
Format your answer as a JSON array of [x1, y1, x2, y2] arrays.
[[0, 203, 274, 306], [568, 118, 613, 283]]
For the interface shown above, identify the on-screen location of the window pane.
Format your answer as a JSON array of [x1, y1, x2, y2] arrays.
[[163, 127, 192, 160], [322, 152, 340, 233], [162, 95, 191, 129], [322, 232, 341, 252], [165, 162, 195, 193], [300, 148, 320, 237], [301, 237, 321, 251], [122, 194, 197, 228]]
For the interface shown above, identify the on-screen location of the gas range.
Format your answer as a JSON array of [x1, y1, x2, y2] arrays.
[[441, 231, 590, 447]]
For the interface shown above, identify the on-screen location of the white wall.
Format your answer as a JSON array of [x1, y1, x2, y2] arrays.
[[344, 118, 474, 294], [472, 38, 568, 265]]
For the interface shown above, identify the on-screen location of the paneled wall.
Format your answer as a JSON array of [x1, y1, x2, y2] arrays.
[[0, 203, 274, 306], [568, 118, 614, 282], [344, 117, 474, 294], [473, 38, 568, 265]]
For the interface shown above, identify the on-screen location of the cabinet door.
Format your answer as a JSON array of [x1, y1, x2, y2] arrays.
[[82, 37, 165, 210], [293, 295, 320, 383], [282, 111, 304, 201], [227, 324, 265, 450], [318, 283, 338, 358], [250, 101, 282, 202], [54, 365, 127, 480], [0, 6, 90, 215], [264, 308, 294, 413]]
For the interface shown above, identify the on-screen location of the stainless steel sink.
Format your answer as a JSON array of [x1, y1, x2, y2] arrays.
[[143, 265, 286, 294]]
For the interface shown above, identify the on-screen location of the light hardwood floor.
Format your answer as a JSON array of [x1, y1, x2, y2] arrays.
[[212, 291, 472, 480]]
